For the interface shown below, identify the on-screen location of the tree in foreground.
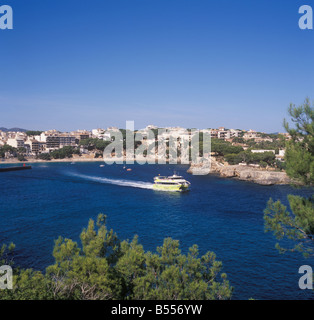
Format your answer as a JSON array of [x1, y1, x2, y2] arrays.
[[0, 215, 232, 300], [264, 98, 314, 257]]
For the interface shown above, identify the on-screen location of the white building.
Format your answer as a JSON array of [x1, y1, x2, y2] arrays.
[[92, 128, 111, 140], [0, 130, 7, 139], [92, 128, 104, 136], [251, 150, 275, 154], [229, 129, 240, 138], [107, 127, 120, 132], [25, 138, 41, 154], [218, 130, 230, 140], [243, 130, 259, 140], [6, 138, 25, 149], [146, 125, 158, 130], [34, 132, 48, 142]]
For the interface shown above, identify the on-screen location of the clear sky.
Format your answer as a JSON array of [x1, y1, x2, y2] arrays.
[[0, 0, 313, 132]]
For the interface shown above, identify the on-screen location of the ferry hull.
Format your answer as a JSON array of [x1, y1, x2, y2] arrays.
[[153, 184, 189, 192]]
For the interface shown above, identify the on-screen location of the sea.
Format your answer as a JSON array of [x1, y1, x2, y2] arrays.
[[0, 161, 313, 300]]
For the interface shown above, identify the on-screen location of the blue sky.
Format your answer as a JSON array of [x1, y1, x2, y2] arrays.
[[0, 0, 313, 132]]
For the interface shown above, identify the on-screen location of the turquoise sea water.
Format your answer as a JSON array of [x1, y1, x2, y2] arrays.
[[0, 162, 313, 300]]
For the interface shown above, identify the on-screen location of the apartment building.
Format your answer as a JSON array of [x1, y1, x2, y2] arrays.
[[243, 130, 259, 140], [25, 139, 41, 154], [6, 138, 25, 149], [36, 131, 76, 150], [217, 128, 231, 139], [71, 130, 91, 143], [59, 134, 76, 147], [46, 136, 60, 150]]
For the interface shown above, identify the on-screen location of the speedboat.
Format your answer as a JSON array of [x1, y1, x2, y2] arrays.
[[153, 174, 190, 192]]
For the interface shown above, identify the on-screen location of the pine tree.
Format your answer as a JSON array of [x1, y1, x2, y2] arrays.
[[264, 98, 314, 257], [0, 215, 232, 300]]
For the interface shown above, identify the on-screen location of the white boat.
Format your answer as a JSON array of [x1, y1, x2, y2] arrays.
[[153, 174, 190, 192]]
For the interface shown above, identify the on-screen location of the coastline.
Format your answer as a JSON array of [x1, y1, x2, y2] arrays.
[[0, 156, 291, 186], [187, 158, 291, 186], [0, 155, 161, 165], [0, 157, 105, 165]]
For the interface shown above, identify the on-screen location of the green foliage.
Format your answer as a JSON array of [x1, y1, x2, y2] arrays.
[[1, 215, 232, 300], [50, 146, 80, 159], [264, 98, 314, 258], [224, 153, 240, 165], [245, 135, 286, 151], [36, 153, 51, 161], [17, 147, 27, 161], [275, 160, 286, 171], [211, 139, 243, 156], [0, 145, 16, 158], [285, 141, 313, 185], [225, 150, 275, 166], [17, 153, 26, 162], [44, 214, 122, 300], [0, 269, 55, 300], [232, 137, 245, 144], [17, 147, 26, 154], [25, 131, 43, 136], [284, 98, 314, 186], [247, 140, 285, 151], [80, 138, 111, 152], [0, 243, 15, 266], [117, 237, 232, 300], [264, 197, 314, 257]]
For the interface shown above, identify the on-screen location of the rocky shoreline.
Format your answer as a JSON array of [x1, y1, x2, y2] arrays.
[[187, 158, 291, 186], [1, 155, 291, 186]]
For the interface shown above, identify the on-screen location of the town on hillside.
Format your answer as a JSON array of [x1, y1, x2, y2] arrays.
[[0, 126, 290, 169]]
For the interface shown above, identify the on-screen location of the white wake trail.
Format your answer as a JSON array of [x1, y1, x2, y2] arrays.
[[68, 172, 154, 190]]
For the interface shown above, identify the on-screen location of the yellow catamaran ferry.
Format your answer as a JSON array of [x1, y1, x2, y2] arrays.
[[153, 174, 191, 192]]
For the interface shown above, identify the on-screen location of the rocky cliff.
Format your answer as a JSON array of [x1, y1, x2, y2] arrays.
[[187, 158, 291, 185]]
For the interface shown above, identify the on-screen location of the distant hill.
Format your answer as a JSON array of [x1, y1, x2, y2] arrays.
[[0, 127, 29, 132]]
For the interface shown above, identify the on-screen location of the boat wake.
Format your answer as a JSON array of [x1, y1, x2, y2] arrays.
[[67, 173, 154, 190]]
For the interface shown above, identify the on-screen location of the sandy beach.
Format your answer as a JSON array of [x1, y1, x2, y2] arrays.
[[0, 156, 105, 165], [0, 155, 156, 165]]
